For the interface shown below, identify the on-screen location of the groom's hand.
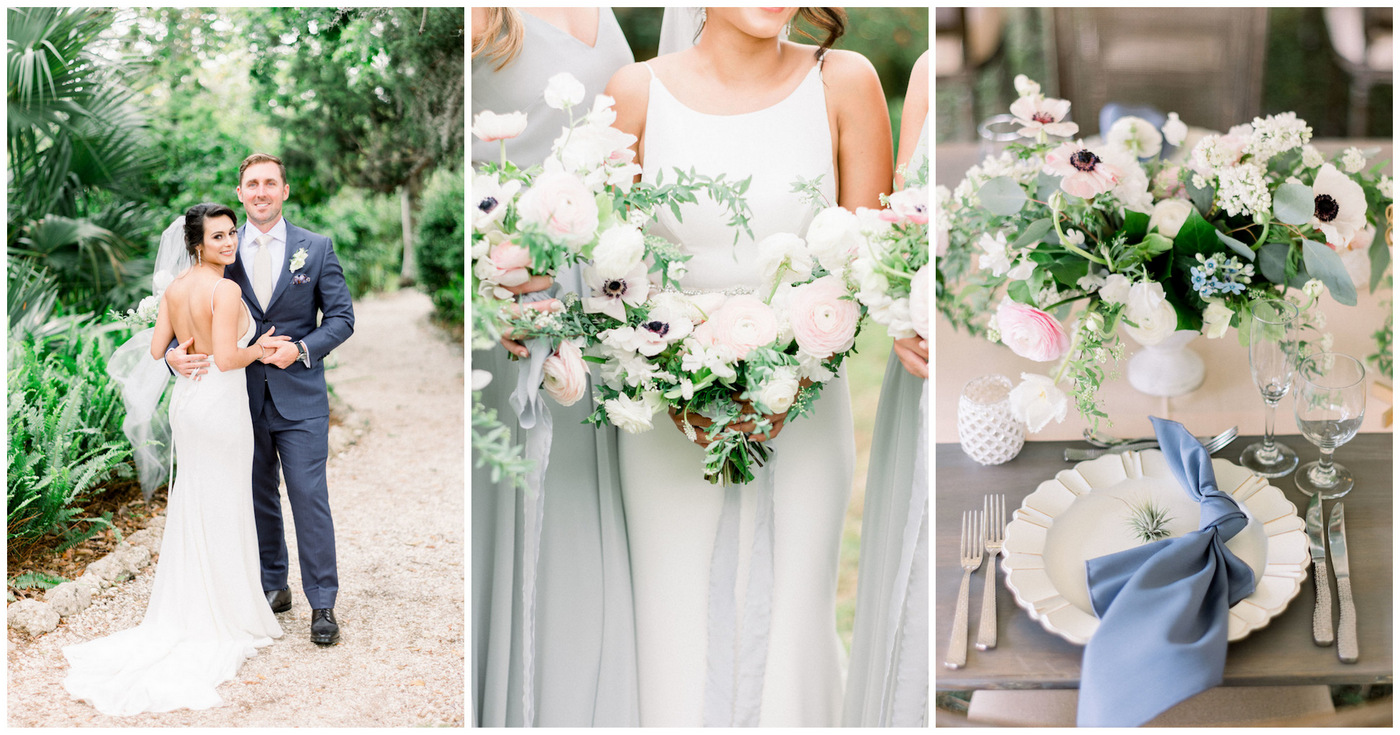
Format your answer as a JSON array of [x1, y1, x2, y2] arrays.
[[263, 341, 301, 369], [166, 337, 210, 381]]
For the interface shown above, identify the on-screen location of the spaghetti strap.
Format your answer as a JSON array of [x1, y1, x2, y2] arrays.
[[642, 60, 657, 79], [210, 278, 229, 312]]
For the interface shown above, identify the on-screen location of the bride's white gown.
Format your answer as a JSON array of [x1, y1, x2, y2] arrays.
[[63, 297, 282, 716], [618, 57, 853, 727]]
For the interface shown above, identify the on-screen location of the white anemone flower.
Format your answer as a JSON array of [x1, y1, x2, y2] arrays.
[[1310, 163, 1368, 248], [583, 261, 651, 322], [1009, 95, 1079, 139]]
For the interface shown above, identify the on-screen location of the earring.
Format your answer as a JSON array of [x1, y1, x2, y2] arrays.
[[195, 248, 202, 265], [698, 7, 706, 26], [783, 21, 792, 37]]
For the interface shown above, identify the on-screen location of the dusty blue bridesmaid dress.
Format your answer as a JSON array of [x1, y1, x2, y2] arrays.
[[470, 9, 637, 727], [843, 119, 930, 727]]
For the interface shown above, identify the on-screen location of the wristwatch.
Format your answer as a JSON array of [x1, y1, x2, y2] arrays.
[[296, 340, 311, 367]]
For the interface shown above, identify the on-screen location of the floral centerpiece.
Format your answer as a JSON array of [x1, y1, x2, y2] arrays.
[[936, 75, 1393, 431]]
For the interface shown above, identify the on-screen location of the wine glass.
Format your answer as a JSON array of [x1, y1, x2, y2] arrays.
[[1294, 352, 1366, 499], [1239, 299, 1300, 477]]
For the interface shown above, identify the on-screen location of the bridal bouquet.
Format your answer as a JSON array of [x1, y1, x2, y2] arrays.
[[937, 75, 1393, 431], [526, 229, 866, 484], [847, 158, 931, 341], [472, 72, 751, 349]]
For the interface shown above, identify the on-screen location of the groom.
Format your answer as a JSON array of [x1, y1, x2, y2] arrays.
[[168, 153, 355, 645]]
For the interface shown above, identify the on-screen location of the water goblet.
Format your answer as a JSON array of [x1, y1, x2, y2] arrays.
[[1239, 299, 1300, 477], [1294, 352, 1366, 499]]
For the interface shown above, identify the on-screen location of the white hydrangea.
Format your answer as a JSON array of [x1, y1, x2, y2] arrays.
[[1340, 147, 1367, 175], [951, 151, 1042, 210], [1244, 112, 1312, 163], [1077, 272, 1106, 293], [1301, 145, 1324, 169], [1215, 163, 1271, 219], [1380, 175, 1393, 200]]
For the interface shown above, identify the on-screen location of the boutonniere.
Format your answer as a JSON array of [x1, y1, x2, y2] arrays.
[[289, 247, 309, 272]]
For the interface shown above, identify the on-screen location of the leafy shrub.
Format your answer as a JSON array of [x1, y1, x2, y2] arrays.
[[289, 188, 403, 299], [7, 327, 131, 555], [414, 167, 465, 326]]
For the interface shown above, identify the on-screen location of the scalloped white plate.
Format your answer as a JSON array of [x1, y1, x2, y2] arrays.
[[1000, 450, 1310, 645]]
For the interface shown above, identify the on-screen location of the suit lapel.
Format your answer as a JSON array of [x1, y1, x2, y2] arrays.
[[264, 222, 300, 312], [231, 225, 259, 316]]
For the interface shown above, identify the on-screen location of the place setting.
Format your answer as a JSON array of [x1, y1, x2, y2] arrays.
[[933, 11, 1392, 721]]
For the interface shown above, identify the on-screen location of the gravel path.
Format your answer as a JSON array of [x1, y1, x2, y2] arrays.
[[7, 288, 465, 727]]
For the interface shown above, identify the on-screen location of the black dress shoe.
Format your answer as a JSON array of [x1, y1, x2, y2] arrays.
[[265, 588, 292, 614], [310, 608, 340, 645]]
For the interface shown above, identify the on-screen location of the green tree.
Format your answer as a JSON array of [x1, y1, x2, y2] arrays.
[[7, 7, 156, 311], [245, 7, 465, 284]]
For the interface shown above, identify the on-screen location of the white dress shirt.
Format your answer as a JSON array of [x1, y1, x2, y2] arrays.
[[241, 217, 288, 279]]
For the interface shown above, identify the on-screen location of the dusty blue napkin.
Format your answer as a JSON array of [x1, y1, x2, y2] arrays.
[[1076, 417, 1256, 726]]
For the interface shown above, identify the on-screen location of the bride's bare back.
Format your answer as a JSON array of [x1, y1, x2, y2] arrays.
[[160, 273, 247, 357]]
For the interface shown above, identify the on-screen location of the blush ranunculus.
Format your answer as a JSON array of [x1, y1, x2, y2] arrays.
[[996, 299, 1071, 362], [789, 276, 861, 359], [542, 340, 588, 406], [515, 171, 599, 249], [690, 295, 779, 361]]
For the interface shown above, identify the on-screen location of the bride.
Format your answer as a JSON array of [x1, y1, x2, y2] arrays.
[[63, 203, 288, 716], [606, 7, 892, 726]]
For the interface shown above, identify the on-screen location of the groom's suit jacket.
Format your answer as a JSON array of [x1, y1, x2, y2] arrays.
[[226, 220, 354, 421]]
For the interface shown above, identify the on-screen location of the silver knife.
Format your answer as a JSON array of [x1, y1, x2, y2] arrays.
[[1328, 503, 1358, 663], [1306, 493, 1333, 645]]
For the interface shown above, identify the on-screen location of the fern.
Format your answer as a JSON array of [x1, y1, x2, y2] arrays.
[[8, 572, 68, 590]]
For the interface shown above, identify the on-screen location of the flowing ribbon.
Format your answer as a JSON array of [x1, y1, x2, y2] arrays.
[[703, 459, 777, 726], [880, 381, 930, 725], [1077, 417, 1256, 726], [508, 287, 558, 727]]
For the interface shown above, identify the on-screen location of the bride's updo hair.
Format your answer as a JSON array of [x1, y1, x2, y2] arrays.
[[183, 202, 238, 257], [794, 8, 847, 58]]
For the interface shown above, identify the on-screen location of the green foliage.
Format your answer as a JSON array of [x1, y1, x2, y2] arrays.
[[415, 168, 466, 326], [471, 392, 531, 489], [7, 329, 132, 555], [7, 7, 158, 312], [8, 572, 69, 591], [292, 189, 403, 299]]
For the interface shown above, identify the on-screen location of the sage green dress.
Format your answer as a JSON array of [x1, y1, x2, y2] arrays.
[[470, 9, 637, 727], [844, 119, 930, 727]]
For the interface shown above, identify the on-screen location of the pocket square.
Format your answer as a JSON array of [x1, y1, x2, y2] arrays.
[[292, 273, 312, 285]]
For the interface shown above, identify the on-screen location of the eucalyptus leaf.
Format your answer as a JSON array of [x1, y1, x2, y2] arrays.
[[1214, 230, 1256, 261], [1272, 182, 1315, 225], [1036, 171, 1059, 203], [1369, 225, 1390, 293], [1007, 279, 1035, 306], [978, 177, 1027, 217], [1186, 177, 1214, 215], [1258, 242, 1290, 285], [1011, 218, 1054, 250], [1301, 239, 1357, 306]]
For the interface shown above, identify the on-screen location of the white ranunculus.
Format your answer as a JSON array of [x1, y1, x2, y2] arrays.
[[1201, 300, 1234, 339], [1008, 373, 1069, 433], [805, 206, 860, 272], [754, 232, 813, 288], [591, 224, 646, 276], [1099, 274, 1132, 304], [603, 393, 658, 434], [1303, 279, 1325, 300], [543, 72, 585, 110], [1162, 112, 1187, 146], [471, 110, 528, 142], [1106, 116, 1163, 159], [1122, 281, 1178, 345], [471, 369, 493, 391], [752, 366, 801, 414], [1148, 198, 1194, 238]]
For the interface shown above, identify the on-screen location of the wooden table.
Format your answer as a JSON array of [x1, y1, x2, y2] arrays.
[[935, 433, 1393, 691]]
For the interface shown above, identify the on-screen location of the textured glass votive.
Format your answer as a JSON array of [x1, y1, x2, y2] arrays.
[[958, 374, 1026, 466]]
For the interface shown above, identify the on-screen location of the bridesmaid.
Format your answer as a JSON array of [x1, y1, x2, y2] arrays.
[[470, 7, 638, 727], [844, 49, 930, 728]]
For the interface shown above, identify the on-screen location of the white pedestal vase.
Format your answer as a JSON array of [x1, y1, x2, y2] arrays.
[[1126, 329, 1205, 397]]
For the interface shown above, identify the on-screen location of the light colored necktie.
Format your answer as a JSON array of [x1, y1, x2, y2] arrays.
[[253, 234, 273, 309]]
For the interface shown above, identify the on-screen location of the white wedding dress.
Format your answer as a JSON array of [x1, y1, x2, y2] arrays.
[[64, 294, 282, 716], [617, 57, 853, 727]]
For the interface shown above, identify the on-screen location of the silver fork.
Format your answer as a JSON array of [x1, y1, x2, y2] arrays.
[[976, 494, 1006, 650], [1064, 426, 1239, 461], [945, 509, 983, 669]]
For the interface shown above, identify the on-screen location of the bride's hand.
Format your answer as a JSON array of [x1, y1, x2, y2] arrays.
[[498, 298, 564, 358], [255, 327, 291, 361], [893, 336, 928, 379]]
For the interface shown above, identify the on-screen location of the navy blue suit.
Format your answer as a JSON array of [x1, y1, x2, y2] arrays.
[[226, 220, 354, 610]]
